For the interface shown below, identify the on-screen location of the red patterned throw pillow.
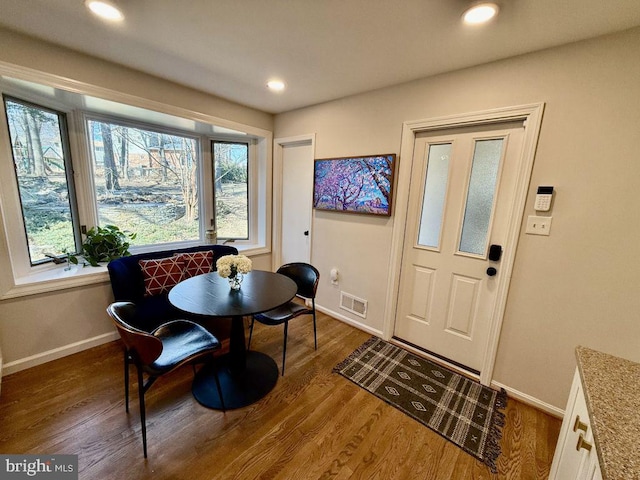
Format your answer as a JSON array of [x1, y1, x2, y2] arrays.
[[139, 257, 186, 297], [174, 251, 213, 278]]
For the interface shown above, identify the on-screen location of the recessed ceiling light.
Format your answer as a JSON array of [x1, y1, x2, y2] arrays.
[[462, 3, 499, 25], [267, 80, 286, 92], [85, 0, 124, 21]]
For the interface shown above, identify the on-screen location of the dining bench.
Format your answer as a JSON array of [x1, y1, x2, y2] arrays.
[[107, 244, 238, 345]]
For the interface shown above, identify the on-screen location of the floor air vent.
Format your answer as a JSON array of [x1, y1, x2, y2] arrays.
[[340, 291, 368, 318]]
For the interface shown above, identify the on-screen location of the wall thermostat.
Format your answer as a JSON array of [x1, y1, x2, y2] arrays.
[[535, 186, 554, 212]]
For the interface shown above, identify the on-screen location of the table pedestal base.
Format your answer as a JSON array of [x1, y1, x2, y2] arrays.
[[193, 351, 279, 409]]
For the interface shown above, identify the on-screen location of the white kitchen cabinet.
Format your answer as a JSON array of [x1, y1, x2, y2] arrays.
[[581, 449, 603, 480], [549, 369, 601, 480]]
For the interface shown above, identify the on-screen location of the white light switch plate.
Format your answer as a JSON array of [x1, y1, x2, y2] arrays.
[[526, 216, 552, 236]]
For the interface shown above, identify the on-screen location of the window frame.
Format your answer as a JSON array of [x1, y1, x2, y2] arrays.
[[0, 86, 82, 280], [211, 137, 256, 243], [2, 94, 83, 266], [82, 112, 207, 250], [0, 67, 272, 299]]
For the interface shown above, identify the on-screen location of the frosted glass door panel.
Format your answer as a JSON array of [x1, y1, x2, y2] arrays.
[[459, 139, 503, 255], [417, 143, 451, 248]]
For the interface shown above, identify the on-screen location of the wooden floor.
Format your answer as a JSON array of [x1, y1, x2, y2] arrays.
[[0, 312, 561, 479]]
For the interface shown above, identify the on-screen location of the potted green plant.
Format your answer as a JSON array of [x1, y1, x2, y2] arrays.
[[70, 225, 137, 267]]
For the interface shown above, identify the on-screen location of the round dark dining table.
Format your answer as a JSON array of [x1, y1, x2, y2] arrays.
[[168, 270, 297, 409]]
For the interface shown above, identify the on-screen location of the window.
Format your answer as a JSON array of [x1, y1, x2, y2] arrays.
[[86, 118, 200, 246], [458, 138, 503, 256], [2, 96, 80, 264], [212, 140, 248, 240], [417, 143, 451, 249], [0, 73, 271, 296]]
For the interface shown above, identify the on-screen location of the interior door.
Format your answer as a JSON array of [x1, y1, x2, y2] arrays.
[[394, 121, 524, 373], [280, 141, 313, 265]]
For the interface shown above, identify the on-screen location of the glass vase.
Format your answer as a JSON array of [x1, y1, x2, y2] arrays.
[[228, 273, 243, 290]]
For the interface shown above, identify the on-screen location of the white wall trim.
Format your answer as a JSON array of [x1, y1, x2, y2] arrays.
[[383, 103, 545, 386], [0, 268, 110, 300], [0, 61, 271, 138], [2, 331, 119, 376], [323, 300, 563, 419], [492, 380, 564, 419], [316, 304, 383, 338], [272, 133, 316, 270]]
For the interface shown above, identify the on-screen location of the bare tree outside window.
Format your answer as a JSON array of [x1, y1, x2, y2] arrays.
[[1, 85, 265, 275], [87, 119, 200, 246], [213, 141, 248, 239], [3, 97, 78, 264]]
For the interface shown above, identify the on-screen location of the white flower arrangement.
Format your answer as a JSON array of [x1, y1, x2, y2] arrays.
[[216, 254, 252, 278]]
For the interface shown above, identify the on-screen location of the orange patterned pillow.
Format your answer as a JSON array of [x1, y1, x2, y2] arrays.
[[139, 257, 186, 296], [174, 251, 213, 278]]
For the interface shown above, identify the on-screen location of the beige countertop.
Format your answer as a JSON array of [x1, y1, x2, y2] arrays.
[[576, 346, 640, 480]]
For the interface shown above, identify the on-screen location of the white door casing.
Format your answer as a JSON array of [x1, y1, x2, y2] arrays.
[[383, 104, 545, 385], [273, 134, 315, 270]]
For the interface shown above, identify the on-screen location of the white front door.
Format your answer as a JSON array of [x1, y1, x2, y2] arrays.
[[394, 121, 525, 373], [280, 140, 313, 265]]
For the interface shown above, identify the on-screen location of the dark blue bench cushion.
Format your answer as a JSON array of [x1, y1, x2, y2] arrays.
[[107, 244, 238, 332]]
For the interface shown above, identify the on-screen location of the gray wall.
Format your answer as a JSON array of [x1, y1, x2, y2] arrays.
[[0, 27, 274, 371], [2, 24, 639, 411], [274, 27, 640, 409]]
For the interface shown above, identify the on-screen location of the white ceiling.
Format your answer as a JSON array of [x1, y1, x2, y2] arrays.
[[1, 0, 639, 114]]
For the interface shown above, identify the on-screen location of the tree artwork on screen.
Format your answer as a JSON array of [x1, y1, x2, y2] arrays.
[[313, 154, 396, 216]]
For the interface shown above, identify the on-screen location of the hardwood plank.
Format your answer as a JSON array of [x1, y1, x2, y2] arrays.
[[536, 404, 561, 479], [0, 312, 560, 479]]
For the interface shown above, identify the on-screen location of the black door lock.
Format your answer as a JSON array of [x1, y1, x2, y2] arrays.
[[489, 244, 503, 262]]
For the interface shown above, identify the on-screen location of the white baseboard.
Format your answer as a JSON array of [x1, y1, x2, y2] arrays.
[[316, 304, 383, 338], [317, 304, 564, 419], [491, 380, 564, 419], [2, 331, 119, 376], [0, 309, 566, 421]]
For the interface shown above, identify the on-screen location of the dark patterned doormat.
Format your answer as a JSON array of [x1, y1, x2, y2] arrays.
[[333, 336, 507, 473]]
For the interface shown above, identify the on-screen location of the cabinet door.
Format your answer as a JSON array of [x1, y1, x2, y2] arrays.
[[579, 449, 603, 480], [549, 370, 594, 479]]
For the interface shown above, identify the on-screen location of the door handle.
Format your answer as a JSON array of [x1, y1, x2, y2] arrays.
[[573, 415, 588, 433], [486, 267, 497, 276], [303, 230, 309, 236], [489, 244, 502, 262], [576, 434, 593, 452]]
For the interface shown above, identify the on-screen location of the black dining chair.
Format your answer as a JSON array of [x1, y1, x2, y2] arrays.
[[247, 262, 320, 375], [106, 301, 225, 458]]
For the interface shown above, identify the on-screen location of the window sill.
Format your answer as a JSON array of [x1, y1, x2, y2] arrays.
[[234, 244, 270, 257], [0, 244, 271, 300], [0, 265, 110, 300]]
